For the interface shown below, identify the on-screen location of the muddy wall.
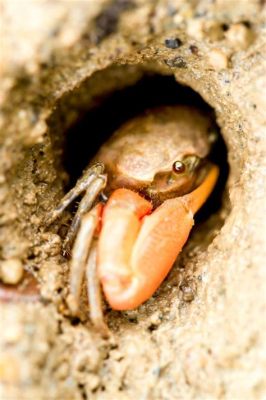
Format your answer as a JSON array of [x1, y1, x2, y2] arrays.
[[0, 1, 266, 399]]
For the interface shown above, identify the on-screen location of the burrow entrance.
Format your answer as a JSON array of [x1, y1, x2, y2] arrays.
[[48, 67, 229, 322]]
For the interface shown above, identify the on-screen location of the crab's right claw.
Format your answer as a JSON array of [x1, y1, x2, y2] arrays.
[[98, 165, 219, 310]]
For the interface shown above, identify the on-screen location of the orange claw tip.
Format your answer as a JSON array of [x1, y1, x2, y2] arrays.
[[98, 188, 153, 310], [99, 270, 140, 310]]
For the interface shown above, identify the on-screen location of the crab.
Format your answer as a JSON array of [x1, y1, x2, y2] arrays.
[[47, 105, 219, 333]]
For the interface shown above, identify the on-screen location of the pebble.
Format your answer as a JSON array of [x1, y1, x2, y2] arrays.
[[164, 37, 183, 49], [149, 311, 162, 326], [189, 45, 199, 55], [207, 48, 228, 70], [165, 56, 187, 68], [0, 258, 24, 285], [180, 279, 197, 302]]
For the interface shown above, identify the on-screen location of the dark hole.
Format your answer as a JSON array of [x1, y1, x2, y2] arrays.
[[63, 73, 228, 222], [242, 20, 252, 28], [221, 23, 229, 31], [70, 316, 81, 326], [127, 316, 138, 324], [148, 323, 159, 332]]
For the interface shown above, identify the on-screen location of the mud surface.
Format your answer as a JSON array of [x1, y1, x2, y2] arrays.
[[0, 1, 266, 399]]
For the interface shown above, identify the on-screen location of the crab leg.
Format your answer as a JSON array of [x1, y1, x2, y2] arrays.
[[98, 164, 219, 310], [86, 240, 109, 337], [67, 204, 102, 315], [63, 175, 106, 253], [46, 163, 105, 226]]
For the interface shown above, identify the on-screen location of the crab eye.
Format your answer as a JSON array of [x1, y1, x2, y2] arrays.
[[172, 160, 186, 174]]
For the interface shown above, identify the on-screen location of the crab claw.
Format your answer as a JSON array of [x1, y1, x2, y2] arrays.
[[98, 165, 219, 310]]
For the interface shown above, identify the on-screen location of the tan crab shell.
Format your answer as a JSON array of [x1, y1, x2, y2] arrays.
[[95, 105, 211, 183]]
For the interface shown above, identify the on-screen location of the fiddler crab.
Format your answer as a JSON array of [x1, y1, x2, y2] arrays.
[[47, 105, 219, 334]]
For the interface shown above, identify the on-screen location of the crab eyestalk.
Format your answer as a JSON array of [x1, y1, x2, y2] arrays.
[[146, 155, 207, 205]]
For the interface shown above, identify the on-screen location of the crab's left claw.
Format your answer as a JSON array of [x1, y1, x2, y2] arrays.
[[98, 164, 219, 310]]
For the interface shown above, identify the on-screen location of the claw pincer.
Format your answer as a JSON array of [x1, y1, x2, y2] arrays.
[[98, 189, 152, 309], [98, 164, 218, 310]]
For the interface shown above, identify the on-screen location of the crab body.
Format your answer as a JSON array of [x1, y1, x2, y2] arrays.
[[95, 106, 212, 203]]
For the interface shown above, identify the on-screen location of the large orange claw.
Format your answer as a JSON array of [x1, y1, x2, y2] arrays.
[[98, 165, 219, 310]]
